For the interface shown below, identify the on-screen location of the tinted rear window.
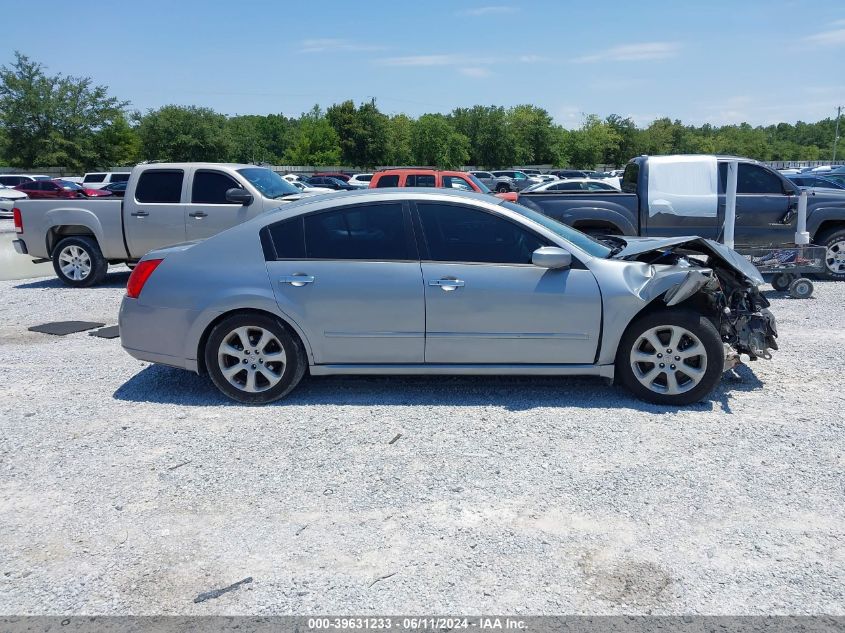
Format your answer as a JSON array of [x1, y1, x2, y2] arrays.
[[84, 173, 106, 183], [305, 203, 409, 260], [375, 175, 399, 188], [405, 174, 436, 187], [621, 164, 639, 193], [135, 170, 184, 203], [111, 173, 130, 182]]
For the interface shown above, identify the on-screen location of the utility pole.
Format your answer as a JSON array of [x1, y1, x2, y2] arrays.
[[834, 105, 842, 163]]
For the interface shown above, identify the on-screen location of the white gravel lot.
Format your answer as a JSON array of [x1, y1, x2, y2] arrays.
[[0, 260, 843, 616]]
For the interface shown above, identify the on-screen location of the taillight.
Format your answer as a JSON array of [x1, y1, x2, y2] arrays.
[[126, 259, 163, 299], [13, 208, 22, 233]]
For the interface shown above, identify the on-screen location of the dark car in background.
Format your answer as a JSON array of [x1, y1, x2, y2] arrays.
[[786, 175, 845, 190], [312, 172, 351, 182], [550, 169, 589, 179], [101, 181, 128, 197], [306, 176, 357, 191]]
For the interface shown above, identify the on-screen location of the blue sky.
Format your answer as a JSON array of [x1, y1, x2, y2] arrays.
[[3, 0, 844, 127]]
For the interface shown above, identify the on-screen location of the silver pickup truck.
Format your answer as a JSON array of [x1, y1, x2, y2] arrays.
[[12, 162, 315, 286]]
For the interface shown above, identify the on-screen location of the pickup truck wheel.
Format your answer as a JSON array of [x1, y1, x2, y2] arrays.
[[51, 236, 108, 287], [817, 228, 845, 280], [496, 183, 510, 193], [616, 309, 724, 406], [204, 313, 306, 404]]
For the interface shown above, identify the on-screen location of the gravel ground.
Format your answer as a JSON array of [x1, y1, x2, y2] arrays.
[[0, 264, 843, 616]]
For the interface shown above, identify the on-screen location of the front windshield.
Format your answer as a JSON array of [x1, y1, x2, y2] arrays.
[[466, 173, 491, 193], [501, 201, 612, 259], [237, 168, 299, 198]]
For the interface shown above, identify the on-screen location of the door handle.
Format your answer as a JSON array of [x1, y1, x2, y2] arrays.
[[429, 278, 465, 291], [188, 212, 208, 218], [280, 274, 315, 287], [130, 211, 149, 217]]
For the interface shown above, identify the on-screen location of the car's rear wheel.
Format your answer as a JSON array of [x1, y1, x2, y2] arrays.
[[51, 236, 108, 287], [616, 309, 724, 405], [204, 313, 306, 404], [496, 183, 509, 193]]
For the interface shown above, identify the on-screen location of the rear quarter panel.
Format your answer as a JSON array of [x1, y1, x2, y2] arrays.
[[518, 192, 639, 235], [17, 199, 125, 259]]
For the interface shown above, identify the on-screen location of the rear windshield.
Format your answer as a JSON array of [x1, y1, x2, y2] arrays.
[[500, 201, 612, 259], [111, 173, 130, 182]]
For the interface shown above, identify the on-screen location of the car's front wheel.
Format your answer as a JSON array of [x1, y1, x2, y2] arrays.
[[204, 313, 306, 404], [616, 309, 725, 405], [817, 227, 845, 280]]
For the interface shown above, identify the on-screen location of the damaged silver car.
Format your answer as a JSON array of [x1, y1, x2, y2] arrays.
[[119, 189, 777, 406]]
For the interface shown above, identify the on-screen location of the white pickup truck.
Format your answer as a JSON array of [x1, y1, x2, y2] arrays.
[[12, 162, 316, 286]]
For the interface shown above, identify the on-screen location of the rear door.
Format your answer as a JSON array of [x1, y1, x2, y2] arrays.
[[185, 169, 253, 241], [414, 201, 602, 364], [719, 162, 796, 248], [124, 169, 187, 257], [264, 201, 425, 364]]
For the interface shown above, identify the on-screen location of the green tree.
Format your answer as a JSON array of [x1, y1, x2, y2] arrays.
[[138, 105, 230, 162], [0, 51, 131, 170], [411, 114, 469, 169], [325, 100, 357, 164], [385, 114, 413, 165], [283, 105, 341, 166], [567, 115, 622, 168], [508, 104, 555, 165]]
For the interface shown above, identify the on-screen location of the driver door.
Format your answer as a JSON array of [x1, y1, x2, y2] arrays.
[[185, 169, 253, 241], [414, 201, 602, 364]]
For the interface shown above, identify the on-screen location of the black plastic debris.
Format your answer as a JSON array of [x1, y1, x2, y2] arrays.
[[89, 325, 120, 339], [29, 321, 105, 336]]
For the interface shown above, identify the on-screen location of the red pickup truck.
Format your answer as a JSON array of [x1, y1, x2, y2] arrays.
[[369, 168, 518, 202]]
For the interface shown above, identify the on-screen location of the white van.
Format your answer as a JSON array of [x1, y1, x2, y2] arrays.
[[81, 172, 131, 189]]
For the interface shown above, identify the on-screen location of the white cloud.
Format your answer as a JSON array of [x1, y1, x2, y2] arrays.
[[459, 67, 492, 78], [300, 38, 385, 53], [460, 5, 517, 16], [803, 28, 845, 47], [379, 54, 461, 67], [573, 42, 681, 63]]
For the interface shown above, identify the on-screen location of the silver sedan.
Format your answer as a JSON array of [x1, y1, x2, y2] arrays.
[[119, 189, 777, 406]]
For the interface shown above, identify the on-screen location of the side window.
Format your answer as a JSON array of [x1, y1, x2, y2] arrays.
[[405, 174, 435, 187], [266, 217, 306, 259], [621, 164, 638, 193], [304, 203, 410, 260], [84, 173, 106, 183], [551, 182, 581, 191], [191, 170, 240, 204], [720, 163, 784, 194], [416, 202, 546, 265], [111, 173, 130, 183], [443, 175, 473, 191], [135, 170, 184, 203], [375, 174, 399, 188]]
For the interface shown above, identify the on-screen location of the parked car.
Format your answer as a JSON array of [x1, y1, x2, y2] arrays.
[[0, 174, 50, 187], [0, 185, 28, 218], [518, 169, 542, 176], [281, 173, 307, 183], [101, 181, 128, 197], [534, 174, 558, 182], [518, 154, 845, 280], [292, 180, 333, 194], [313, 172, 351, 182], [524, 178, 620, 193], [81, 172, 131, 189], [369, 168, 517, 201], [347, 173, 373, 187], [549, 169, 589, 179], [491, 170, 538, 190], [786, 175, 845, 190], [119, 188, 777, 407], [469, 170, 519, 193], [12, 163, 314, 286], [14, 179, 112, 199], [306, 176, 357, 191]]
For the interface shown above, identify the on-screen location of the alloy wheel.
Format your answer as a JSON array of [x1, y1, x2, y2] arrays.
[[217, 326, 286, 393], [629, 325, 708, 395], [825, 239, 845, 274], [58, 245, 92, 281]]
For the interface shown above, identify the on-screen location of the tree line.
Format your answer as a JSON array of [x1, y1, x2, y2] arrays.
[[0, 52, 840, 172]]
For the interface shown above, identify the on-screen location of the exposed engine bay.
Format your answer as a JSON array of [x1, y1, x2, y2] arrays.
[[607, 236, 779, 362]]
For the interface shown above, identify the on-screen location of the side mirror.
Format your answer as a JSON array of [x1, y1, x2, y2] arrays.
[[225, 187, 254, 205], [532, 246, 572, 269]]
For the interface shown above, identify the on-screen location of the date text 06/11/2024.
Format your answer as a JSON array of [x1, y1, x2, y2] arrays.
[[306, 617, 527, 630]]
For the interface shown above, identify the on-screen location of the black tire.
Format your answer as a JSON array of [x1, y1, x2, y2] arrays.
[[788, 277, 814, 299], [496, 183, 509, 193], [771, 273, 794, 292], [616, 309, 725, 406], [816, 227, 845, 280], [204, 313, 306, 404], [51, 236, 108, 287]]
